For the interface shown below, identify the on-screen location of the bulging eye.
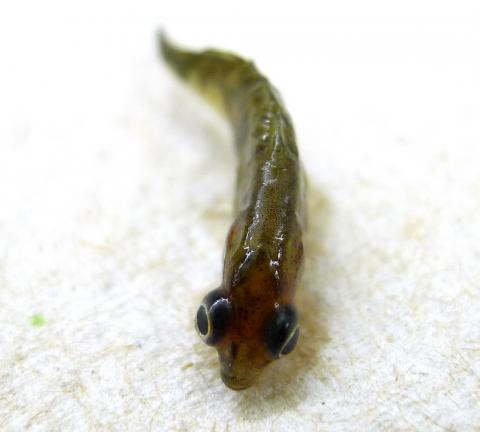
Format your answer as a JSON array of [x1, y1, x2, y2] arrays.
[[264, 304, 300, 359], [195, 288, 231, 346]]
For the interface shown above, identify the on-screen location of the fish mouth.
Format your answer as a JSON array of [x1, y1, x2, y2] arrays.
[[220, 370, 259, 390]]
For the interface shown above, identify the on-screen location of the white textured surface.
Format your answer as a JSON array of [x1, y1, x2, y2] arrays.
[[1, 1, 480, 430]]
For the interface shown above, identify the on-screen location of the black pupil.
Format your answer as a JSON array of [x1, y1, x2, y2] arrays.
[[196, 305, 209, 336], [281, 328, 300, 356], [264, 305, 299, 358]]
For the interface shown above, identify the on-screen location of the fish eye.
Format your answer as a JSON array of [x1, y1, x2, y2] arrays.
[[195, 289, 231, 346], [264, 305, 300, 359]]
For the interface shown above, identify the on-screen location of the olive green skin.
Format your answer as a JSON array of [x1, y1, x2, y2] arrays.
[[160, 35, 306, 390]]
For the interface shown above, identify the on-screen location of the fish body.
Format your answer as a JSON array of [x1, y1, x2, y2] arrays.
[[160, 34, 306, 390]]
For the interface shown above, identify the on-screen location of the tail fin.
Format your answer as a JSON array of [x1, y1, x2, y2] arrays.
[[158, 32, 259, 114], [158, 31, 199, 82]]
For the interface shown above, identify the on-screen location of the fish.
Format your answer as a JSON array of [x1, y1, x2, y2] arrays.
[[159, 33, 306, 390]]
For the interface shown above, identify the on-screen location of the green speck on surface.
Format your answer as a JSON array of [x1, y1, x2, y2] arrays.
[[31, 314, 46, 327]]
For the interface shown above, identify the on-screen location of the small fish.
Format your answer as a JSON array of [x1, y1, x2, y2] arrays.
[[159, 33, 306, 390]]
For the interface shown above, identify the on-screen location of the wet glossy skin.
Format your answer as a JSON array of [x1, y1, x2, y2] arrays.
[[160, 34, 306, 390]]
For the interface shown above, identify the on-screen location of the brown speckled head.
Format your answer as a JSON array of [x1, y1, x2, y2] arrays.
[[195, 248, 301, 390]]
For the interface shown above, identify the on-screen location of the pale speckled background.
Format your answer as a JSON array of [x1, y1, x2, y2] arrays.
[[1, 1, 480, 431]]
